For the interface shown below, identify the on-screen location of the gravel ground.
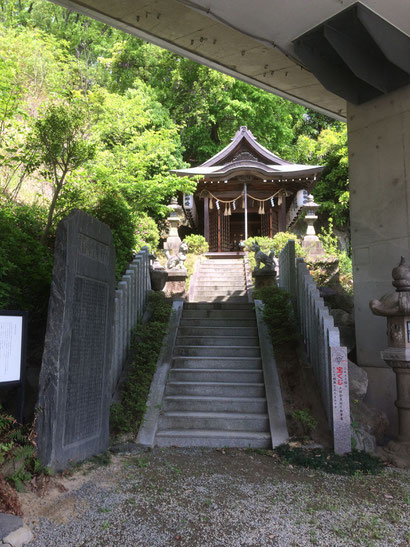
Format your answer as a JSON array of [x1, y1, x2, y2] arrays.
[[21, 447, 409, 547]]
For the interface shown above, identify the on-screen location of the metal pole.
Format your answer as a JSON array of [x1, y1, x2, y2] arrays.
[[244, 183, 248, 240]]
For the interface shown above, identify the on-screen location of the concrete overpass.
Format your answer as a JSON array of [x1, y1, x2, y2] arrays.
[[52, 0, 410, 434]]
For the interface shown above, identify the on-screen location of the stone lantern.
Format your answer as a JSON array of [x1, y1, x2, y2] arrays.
[[301, 194, 325, 258], [369, 257, 410, 467], [163, 197, 188, 298], [165, 197, 184, 256]]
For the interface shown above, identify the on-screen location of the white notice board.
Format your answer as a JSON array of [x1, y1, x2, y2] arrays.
[[0, 315, 23, 383]]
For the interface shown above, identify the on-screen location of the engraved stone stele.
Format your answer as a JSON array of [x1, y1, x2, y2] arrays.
[[369, 256, 410, 467], [36, 210, 115, 471]]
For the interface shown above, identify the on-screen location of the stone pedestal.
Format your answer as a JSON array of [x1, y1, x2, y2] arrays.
[[306, 256, 339, 286], [252, 270, 277, 290], [164, 270, 188, 299]]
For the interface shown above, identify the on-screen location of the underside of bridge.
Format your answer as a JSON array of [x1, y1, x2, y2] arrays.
[[51, 0, 410, 435]]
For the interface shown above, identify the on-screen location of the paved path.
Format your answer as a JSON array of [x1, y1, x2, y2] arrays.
[[21, 447, 409, 547]]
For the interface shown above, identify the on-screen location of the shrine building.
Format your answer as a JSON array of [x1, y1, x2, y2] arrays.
[[172, 126, 324, 252]]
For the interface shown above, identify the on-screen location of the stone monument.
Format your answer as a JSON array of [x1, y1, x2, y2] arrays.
[[369, 256, 410, 467], [163, 197, 188, 298], [36, 210, 115, 471]]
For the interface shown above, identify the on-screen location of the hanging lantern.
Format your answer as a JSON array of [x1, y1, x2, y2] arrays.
[[209, 197, 213, 210]]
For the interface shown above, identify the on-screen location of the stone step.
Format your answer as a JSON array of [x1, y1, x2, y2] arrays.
[[194, 290, 247, 298], [158, 411, 269, 432], [183, 302, 253, 310], [182, 309, 254, 318], [200, 260, 244, 264], [176, 335, 259, 347], [198, 269, 244, 275], [197, 272, 245, 277], [163, 395, 267, 413], [169, 368, 263, 383], [155, 429, 271, 448], [192, 296, 249, 303], [178, 326, 258, 337], [179, 318, 256, 328], [172, 356, 262, 369], [174, 345, 261, 357], [165, 381, 265, 397], [195, 280, 246, 292]]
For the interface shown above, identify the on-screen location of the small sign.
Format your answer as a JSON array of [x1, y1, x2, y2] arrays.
[[0, 311, 27, 384]]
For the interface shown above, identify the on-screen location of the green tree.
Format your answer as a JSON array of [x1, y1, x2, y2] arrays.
[[27, 99, 96, 241], [295, 125, 348, 228]]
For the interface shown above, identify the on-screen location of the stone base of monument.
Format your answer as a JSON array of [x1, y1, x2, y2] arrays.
[[306, 255, 340, 286], [302, 236, 325, 259], [376, 440, 410, 468], [252, 270, 277, 290], [164, 270, 188, 298]]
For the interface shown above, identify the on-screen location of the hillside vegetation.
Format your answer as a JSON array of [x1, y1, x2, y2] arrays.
[[0, 0, 348, 380]]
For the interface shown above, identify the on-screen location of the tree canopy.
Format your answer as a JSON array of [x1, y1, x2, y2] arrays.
[[0, 0, 349, 298]]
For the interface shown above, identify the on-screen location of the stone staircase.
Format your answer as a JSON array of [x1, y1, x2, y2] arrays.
[[155, 302, 271, 448], [192, 256, 248, 302]]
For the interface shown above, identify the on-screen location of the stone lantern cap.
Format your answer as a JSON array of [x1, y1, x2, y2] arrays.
[[369, 257, 410, 317], [167, 196, 183, 218], [303, 194, 320, 214]]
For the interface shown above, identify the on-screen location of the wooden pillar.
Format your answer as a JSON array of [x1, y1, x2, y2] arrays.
[[244, 183, 248, 240], [204, 197, 210, 243], [269, 208, 273, 238], [279, 196, 287, 232], [217, 208, 222, 252]]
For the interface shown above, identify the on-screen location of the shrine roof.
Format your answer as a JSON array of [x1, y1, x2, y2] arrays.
[[172, 126, 324, 179]]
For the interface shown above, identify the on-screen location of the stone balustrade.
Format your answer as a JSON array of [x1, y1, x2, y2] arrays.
[[111, 247, 151, 395], [279, 240, 351, 454]]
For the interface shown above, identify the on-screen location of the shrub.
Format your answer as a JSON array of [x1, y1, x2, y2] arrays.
[[243, 233, 304, 270], [253, 286, 298, 347], [110, 292, 172, 436], [0, 201, 52, 320], [274, 444, 383, 475], [183, 234, 209, 254], [0, 405, 49, 492], [318, 218, 353, 293], [133, 212, 159, 254], [272, 232, 305, 257]]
